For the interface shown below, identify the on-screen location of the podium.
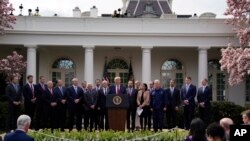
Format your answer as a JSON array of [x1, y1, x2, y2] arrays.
[[106, 94, 129, 131]]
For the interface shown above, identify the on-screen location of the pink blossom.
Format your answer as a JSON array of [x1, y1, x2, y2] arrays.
[[0, 51, 26, 81]]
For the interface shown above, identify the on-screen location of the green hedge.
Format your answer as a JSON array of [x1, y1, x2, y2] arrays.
[[210, 101, 245, 124], [28, 129, 188, 141]]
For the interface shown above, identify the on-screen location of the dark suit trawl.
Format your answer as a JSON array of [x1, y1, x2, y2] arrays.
[[53, 86, 67, 131], [66, 86, 84, 131], [83, 89, 98, 131], [165, 87, 181, 129], [42, 88, 60, 130], [5, 83, 22, 132], [108, 85, 127, 95], [34, 83, 47, 130], [23, 83, 36, 128], [97, 87, 109, 130], [4, 130, 34, 141], [126, 87, 138, 131], [181, 84, 197, 130], [197, 86, 212, 126]]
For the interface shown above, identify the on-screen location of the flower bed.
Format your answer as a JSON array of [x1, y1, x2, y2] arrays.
[[28, 129, 188, 141]]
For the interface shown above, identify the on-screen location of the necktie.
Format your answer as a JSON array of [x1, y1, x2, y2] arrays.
[[14, 84, 18, 93], [171, 87, 174, 96], [41, 84, 45, 90], [130, 88, 132, 95], [202, 86, 205, 93], [74, 86, 77, 94], [116, 85, 120, 95], [50, 88, 53, 95], [59, 87, 63, 95], [30, 84, 34, 98], [104, 88, 107, 95], [186, 85, 189, 94]]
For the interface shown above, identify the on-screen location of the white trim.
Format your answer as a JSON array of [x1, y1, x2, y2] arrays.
[[133, 0, 141, 15], [157, 0, 164, 14]]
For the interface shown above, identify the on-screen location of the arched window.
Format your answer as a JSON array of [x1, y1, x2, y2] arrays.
[[51, 58, 75, 87], [52, 58, 74, 69], [161, 59, 184, 89], [208, 59, 227, 101], [107, 58, 129, 85]]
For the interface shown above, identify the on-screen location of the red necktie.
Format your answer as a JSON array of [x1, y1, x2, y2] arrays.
[[116, 85, 120, 95]]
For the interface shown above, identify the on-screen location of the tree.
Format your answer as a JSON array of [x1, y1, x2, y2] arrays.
[[0, 0, 16, 34], [220, 0, 250, 85], [0, 51, 26, 81]]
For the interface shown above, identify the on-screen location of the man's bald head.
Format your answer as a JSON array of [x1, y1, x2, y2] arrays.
[[220, 118, 233, 131]]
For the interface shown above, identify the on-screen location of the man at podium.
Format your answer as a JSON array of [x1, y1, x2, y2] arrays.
[[109, 77, 126, 95]]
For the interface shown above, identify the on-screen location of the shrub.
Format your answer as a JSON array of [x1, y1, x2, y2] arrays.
[[28, 129, 188, 141], [210, 101, 245, 125]]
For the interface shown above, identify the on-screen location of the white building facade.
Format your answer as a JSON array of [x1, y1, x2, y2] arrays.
[[0, 0, 249, 106]]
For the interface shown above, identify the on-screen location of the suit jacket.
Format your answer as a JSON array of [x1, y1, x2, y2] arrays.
[[4, 130, 34, 141], [5, 83, 22, 106], [165, 87, 181, 108], [83, 88, 98, 111], [181, 84, 197, 107], [150, 88, 167, 110], [126, 87, 138, 109], [23, 83, 36, 107], [108, 84, 126, 95], [66, 86, 84, 110], [197, 86, 212, 107], [97, 87, 109, 110], [53, 86, 67, 105], [42, 88, 60, 109], [34, 83, 47, 104]]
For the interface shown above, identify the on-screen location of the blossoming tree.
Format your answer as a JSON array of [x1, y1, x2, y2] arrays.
[[220, 0, 250, 85], [0, 0, 16, 34], [0, 51, 26, 81]]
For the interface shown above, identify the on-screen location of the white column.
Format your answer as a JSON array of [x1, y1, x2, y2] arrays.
[[25, 44, 37, 83], [83, 45, 95, 84], [142, 46, 153, 83], [198, 46, 210, 87]]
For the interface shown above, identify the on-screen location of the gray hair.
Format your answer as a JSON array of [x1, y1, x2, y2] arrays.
[[17, 115, 31, 129]]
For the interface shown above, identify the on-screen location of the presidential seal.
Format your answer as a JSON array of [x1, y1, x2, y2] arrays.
[[113, 95, 122, 105]]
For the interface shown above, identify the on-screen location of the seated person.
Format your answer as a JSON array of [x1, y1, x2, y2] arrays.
[[206, 122, 225, 141], [241, 110, 250, 125], [185, 118, 206, 141], [4, 115, 34, 141]]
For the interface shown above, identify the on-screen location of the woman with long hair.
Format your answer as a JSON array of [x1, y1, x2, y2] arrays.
[[185, 118, 206, 141]]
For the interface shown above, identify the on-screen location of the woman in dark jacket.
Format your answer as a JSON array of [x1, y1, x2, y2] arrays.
[[185, 118, 206, 141]]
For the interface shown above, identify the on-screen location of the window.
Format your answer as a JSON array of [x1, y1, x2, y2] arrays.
[[107, 58, 129, 86], [51, 58, 75, 87], [208, 59, 227, 101], [161, 59, 184, 89]]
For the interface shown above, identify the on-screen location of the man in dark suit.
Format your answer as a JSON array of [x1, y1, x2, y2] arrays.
[[66, 78, 84, 131], [181, 76, 197, 130], [108, 76, 126, 95], [34, 76, 47, 130], [23, 75, 36, 129], [126, 80, 138, 131], [53, 79, 67, 131], [4, 115, 34, 141], [42, 81, 59, 130], [197, 78, 212, 126], [165, 79, 181, 129], [83, 83, 98, 131], [5, 76, 22, 132], [97, 80, 109, 130]]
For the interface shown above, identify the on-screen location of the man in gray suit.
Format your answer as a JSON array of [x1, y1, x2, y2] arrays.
[[83, 83, 98, 131]]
